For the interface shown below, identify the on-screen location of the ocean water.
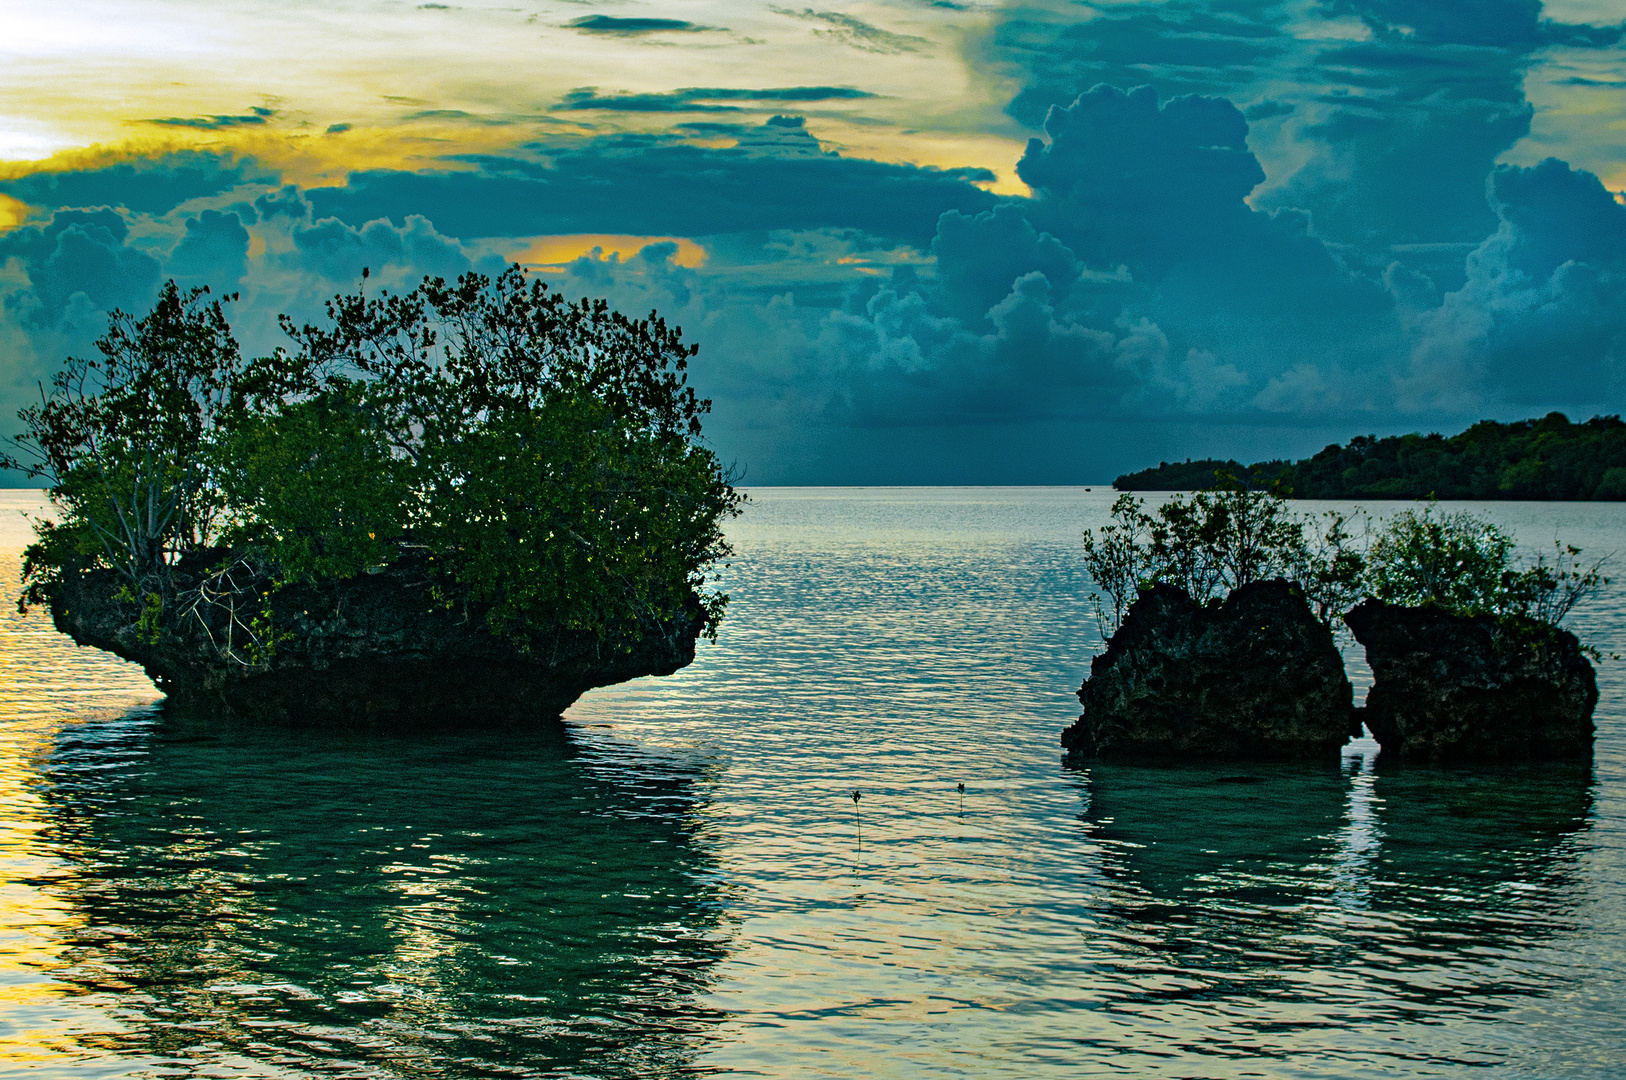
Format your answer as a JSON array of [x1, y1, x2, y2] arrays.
[[0, 486, 1622, 1078]]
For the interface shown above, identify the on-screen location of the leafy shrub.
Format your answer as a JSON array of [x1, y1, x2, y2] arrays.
[[1367, 502, 1607, 625], [1081, 479, 1364, 638], [8, 268, 742, 652], [1083, 487, 1609, 643], [5, 282, 242, 607]]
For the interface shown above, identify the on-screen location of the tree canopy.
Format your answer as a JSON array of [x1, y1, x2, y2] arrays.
[[6, 268, 742, 651], [1082, 481, 1607, 643], [1113, 413, 1626, 500]]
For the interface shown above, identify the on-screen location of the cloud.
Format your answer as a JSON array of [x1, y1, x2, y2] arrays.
[[987, 4, 1283, 129], [0, 208, 162, 325], [254, 185, 310, 221], [566, 16, 714, 34], [305, 122, 997, 245], [1404, 159, 1626, 411], [772, 9, 930, 53], [1280, 35, 1533, 249], [975, 0, 1626, 266], [143, 108, 275, 130], [1015, 85, 1264, 275], [929, 204, 1079, 319], [168, 209, 251, 291], [1243, 99, 1294, 121], [556, 86, 876, 112], [0, 150, 268, 216], [284, 213, 477, 287]]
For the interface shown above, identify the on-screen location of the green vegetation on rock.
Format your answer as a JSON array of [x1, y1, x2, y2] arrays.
[[1082, 480, 1607, 641], [1114, 413, 1626, 499], [6, 268, 742, 655]]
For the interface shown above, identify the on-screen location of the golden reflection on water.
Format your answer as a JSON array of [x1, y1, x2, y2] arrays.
[[0, 491, 162, 1071]]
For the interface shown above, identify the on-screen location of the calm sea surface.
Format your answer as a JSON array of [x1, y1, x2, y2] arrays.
[[0, 487, 1623, 1078]]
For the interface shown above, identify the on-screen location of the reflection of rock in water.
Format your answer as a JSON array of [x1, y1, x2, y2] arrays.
[[1082, 761, 1351, 910], [35, 709, 729, 1077], [1368, 763, 1592, 940], [1077, 760, 1593, 1022]]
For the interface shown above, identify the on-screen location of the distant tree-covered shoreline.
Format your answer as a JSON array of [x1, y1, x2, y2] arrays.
[[1114, 414, 1626, 500]]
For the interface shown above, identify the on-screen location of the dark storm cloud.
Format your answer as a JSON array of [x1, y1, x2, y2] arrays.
[[0, 208, 161, 324], [930, 204, 1080, 319], [975, 0, 1625, 262], [0, 151, 269, 216], [304, 123, 997, 245], [1015, 85, 1263, 276], [556, 86, 876, 112], [984, 2, 1284, 128], [1284, 36, 1533, 248], [538, 84, 1404, 446], [858, 86, 1397, 421], [566, 16, 713, 34]]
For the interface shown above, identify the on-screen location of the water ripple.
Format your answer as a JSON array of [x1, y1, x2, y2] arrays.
[[0, 488, 1623, 1078]]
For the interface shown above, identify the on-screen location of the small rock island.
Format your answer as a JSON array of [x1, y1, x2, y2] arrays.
[[1346, 599, 1596, 763], [1069, 487, 1602, 765], [1064, 580, 1358, 761], [11, 271, 740, 724]]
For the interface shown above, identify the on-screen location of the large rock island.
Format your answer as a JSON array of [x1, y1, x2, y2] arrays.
[[1063, 579, 1359, 763], [51, 554, 704, 725], [10, 271, 740, 725]]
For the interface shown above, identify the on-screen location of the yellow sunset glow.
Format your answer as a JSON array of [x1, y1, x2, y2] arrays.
[[0, 195, 29, 231], [514, 235, 708, 268]]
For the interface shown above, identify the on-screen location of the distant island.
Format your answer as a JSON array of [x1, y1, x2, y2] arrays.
[[1114, 413, 1626, 500]]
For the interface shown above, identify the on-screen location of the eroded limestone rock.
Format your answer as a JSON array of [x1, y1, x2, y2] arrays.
[[1063, 579, 1358, 763], [1345, 599, 1596, 763], [50, 551, 702, 725]]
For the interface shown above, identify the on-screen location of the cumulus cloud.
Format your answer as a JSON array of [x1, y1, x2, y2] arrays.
[[169, 210, 251, 291], [0, 208, 161, 325], [283, 214, 477, 288], [1404, 159, 1626, 411]]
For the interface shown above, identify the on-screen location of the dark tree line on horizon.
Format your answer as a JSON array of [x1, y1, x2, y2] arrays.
[[1115, 414, 1626, 501]]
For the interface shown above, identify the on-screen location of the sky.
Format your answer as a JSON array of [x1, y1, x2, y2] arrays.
[[1, 0, 1624, 483]]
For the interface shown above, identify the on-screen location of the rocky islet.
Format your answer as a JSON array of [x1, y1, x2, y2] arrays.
[[1068, 583, 1598, 764]]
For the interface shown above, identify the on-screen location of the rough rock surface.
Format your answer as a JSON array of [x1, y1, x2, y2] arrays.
[[1063, 579, 1358, 763], [50, 551, 703, 725], [1345, 599, 1596, 763]]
